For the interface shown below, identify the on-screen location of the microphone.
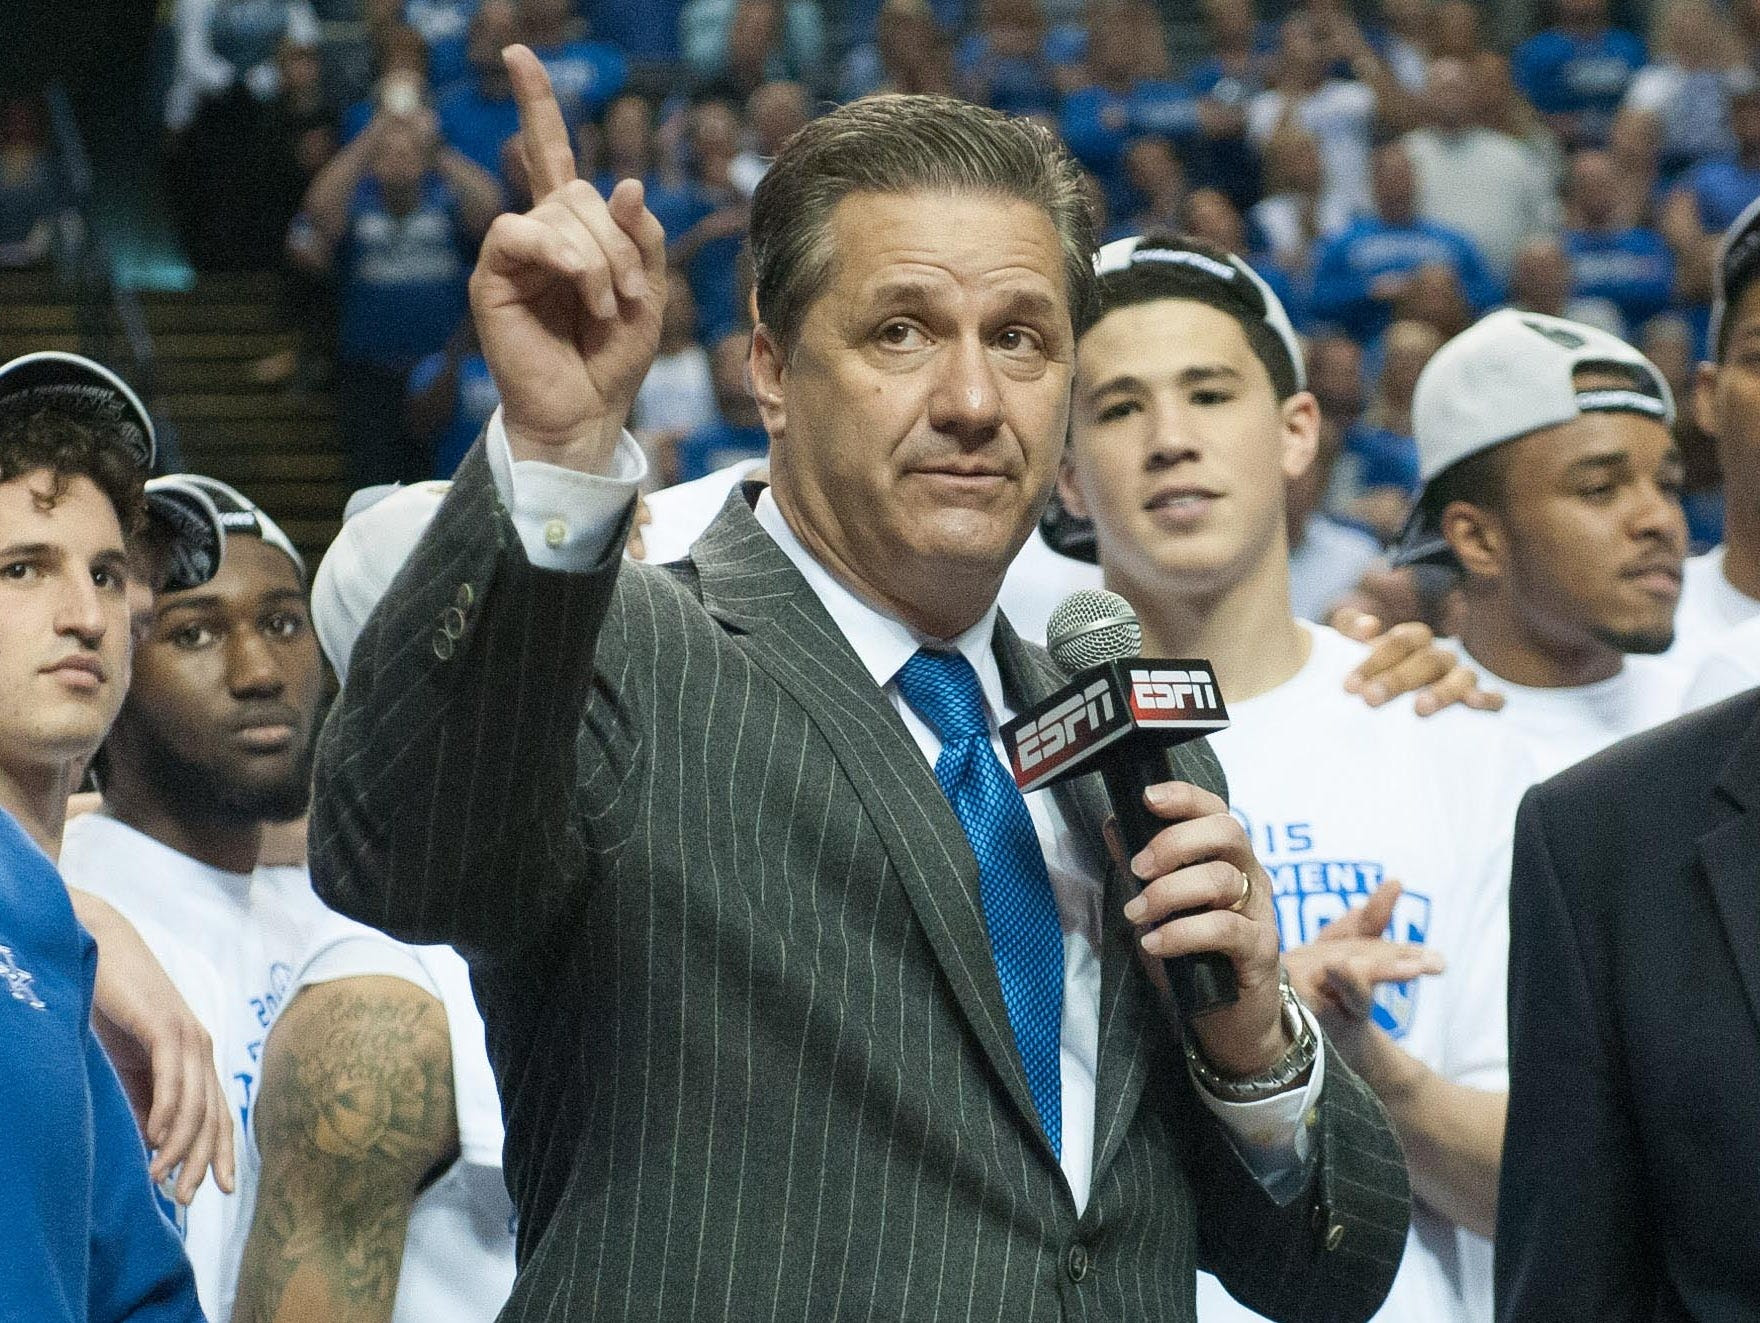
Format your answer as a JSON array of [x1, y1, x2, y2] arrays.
[[1001, 590, 1239, 1020]]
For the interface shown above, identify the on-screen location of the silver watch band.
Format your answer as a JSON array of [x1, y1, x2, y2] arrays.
[[1185, 969, 1319, 1103]]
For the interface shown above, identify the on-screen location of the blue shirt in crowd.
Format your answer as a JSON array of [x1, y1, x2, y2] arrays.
[[1060, 82, 1209, 219], [436, 78, 521, 184], [336, 174, 474, 368], [1562, 226, 1675, 335], [0, 807, 203, 1323], [1511, 27, 1645, 141], [408, 347, 500, 477], [1681, 153, 1760, 235], [585, 0, 689, 62], [675, 418, 770, 482], [533, 39, 627, 122], [403, 0, 476, 90], [953, 25, 1083, 117], [1311, 215, 1501, 341], [1343, 420, 1422, 493]]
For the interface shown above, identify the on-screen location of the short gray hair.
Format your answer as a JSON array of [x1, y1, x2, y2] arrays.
[[749, 94, 1096, 351]]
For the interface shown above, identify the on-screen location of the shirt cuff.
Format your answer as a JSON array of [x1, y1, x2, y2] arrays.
[[484, 407, 649, 571], [1191, 1002, 1327, 1205]]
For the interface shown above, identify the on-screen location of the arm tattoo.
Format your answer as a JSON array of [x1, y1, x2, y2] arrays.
[[231, 977, 459, 1323]]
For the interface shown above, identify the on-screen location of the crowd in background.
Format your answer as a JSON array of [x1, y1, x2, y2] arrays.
[[0, 0, 1747, 599]]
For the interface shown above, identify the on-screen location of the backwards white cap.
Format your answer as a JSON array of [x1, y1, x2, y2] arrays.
[[1392, 309, 1675, 566]]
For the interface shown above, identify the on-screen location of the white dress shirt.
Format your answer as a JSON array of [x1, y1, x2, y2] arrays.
[[475, 411, 1324, 1212]]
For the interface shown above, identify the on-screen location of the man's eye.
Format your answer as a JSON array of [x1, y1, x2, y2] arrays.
[[995, 327, 1041, 355], [878, 322, 922, 347], [173, 625, 215, 649], [266, 612, 307, 639], [92, 567, 123, 592], [1096, 400, 1139, 423], [1, 560, 36, 581], [1192, 390, 1233, 407]]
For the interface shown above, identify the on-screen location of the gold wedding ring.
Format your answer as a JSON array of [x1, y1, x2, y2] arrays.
[[1227, 868, 1252, 914]]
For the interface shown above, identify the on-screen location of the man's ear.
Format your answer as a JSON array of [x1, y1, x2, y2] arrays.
[[1279, 390, 1321, 482], [1693, 359, 1720, 440], [749, 323, 788, 438], [1440, 500, 1506, 580], [1056, 449, 1092, 519]]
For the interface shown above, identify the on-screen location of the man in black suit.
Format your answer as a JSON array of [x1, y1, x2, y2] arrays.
[[310, 46, 1409, 1320], [1498, 690, 1760, 1318]]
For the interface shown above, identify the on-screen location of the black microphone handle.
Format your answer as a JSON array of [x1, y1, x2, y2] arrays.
[[1098, 748, 1240, 1021]]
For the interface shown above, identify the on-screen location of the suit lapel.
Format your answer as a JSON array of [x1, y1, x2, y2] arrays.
[[991, 617, 1154, 1192], [1700, 706, 1760, 1037], [689, 491, 1055, 1164]]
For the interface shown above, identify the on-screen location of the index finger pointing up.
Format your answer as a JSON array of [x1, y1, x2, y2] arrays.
[[504, 43, 577, 201]]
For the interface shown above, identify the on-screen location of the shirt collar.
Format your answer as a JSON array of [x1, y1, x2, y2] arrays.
[[752, 489, 1006, 714]]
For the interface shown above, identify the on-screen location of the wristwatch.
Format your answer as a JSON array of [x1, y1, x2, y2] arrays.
[[1185, 969, 1319, 1103]]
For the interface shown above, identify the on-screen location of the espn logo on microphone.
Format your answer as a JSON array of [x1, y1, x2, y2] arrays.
[[1002, 658, 1229, 793], [1129, 668, 1221, 721]]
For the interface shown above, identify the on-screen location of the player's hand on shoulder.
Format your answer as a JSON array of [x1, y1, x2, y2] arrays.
[[1336, 612, 1504, 716]]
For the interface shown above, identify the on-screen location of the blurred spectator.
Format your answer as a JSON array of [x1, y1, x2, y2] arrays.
[[406, 318, 498, 476], [1189, 0, 1272, 105], [1060, 1, 1251, 221], [1663, 72, 1760, 304], [1378, 0, 1436, 90], [632, 276, 717, 478], [1117, 138, 1186, 239], [1405, 56, 1560, 277], [0, 100, 67, 270], [165, 0, 324, 268], [405, 0, 479, 89], [585, 0, 692, 65], [838, 0, 956, 100], [340, 23, 432, 141], [588, 91, 703, 237], [1247, 12, 1418, 231], [524, 0, 629, 119], [730, 80, 808, 195], [1393, 260, 1475, 338], [1622, 0, 1744, 180], [289, 107, 501, 486], [1562, 147, 1677, 335], [1345, 318, 1441, 526], [956, 0, 1082, 117], [1308, 332, 1367, 432], [1250, 125, 1339, 272], [674, 327, 768, 482], [668, 98, 749, 342], [1288, 412, 1386, 621], [682, 0, 826, 97], [1181, 185, 1308, 324], [1505, 233, 1628, 335], [1512, 0, 1646, 149], [164, 0, 321, 132], [1311, 141, 1500, 342], [436, 1, 521, 184], [1431, 0, 1486, 60], [1471, 51, 1561, 166]]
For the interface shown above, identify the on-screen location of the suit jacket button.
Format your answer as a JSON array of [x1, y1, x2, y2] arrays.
[[433, 631, 455, 660], [456, 583, 474, 609], [1324, 1223, 1346, 1252], [442, 606, 466, 640], [1066, 1243, 1090, 1283]]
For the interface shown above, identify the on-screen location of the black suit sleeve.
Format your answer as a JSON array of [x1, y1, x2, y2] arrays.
[[1496, 783, 1655, 1321], [308, 441, 634, 966]]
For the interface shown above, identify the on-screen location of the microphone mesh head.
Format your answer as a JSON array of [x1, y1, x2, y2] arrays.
[[1047, 589, 1142, 672]]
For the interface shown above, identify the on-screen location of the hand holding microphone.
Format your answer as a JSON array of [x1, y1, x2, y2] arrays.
[[1004, 591, 1296, 1083]]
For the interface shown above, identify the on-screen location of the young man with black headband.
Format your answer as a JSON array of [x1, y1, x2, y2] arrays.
[[1059, 234, 1535, 1322], [0, 351, 218, 1322], [1392, 310, 1692, 775]]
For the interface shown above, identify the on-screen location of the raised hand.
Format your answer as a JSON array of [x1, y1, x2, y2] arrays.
[[468, 45, 668, 472]]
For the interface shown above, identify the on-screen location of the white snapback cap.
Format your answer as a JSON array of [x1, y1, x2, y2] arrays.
[[1391, 309, 1674, 566], [312, 481, 452, 678]]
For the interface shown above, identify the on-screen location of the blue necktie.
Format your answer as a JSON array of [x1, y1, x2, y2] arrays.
[[895, 647, 1064, 1157]]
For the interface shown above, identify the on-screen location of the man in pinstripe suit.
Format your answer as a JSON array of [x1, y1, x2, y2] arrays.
[[310, 45, 1410, 1322]]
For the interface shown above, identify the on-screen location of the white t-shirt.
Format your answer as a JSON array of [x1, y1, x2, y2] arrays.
[[639, 459, 1105, 643], [1670, 546, 1760, 667], [1195, 625, 1534, 1323], [57, 812, 353, 1318], [1452, 644, 1692, 779], [630, 345, 716, 440], [1683, 610, 1760, 710], [214, 921, 518, 1323]]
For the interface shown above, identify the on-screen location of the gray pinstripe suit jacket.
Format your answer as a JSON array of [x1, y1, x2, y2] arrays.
[[310, 445, 1409, 1322]]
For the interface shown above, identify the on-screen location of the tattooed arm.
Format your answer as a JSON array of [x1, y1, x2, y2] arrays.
[[230, 975, 459, 1323]]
